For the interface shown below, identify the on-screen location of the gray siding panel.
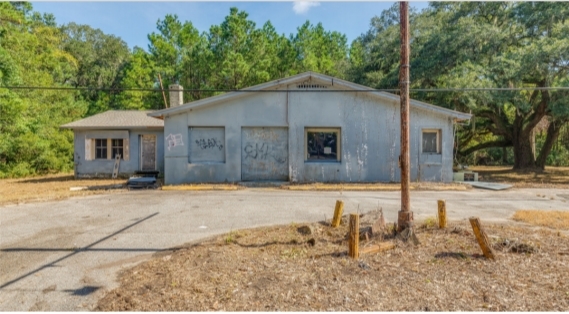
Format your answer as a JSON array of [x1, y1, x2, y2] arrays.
[[188, 127, 225, 163], [241, 127, 288, 181]]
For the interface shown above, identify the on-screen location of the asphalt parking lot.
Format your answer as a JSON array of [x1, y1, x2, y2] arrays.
[[1, 188, 568, 311]]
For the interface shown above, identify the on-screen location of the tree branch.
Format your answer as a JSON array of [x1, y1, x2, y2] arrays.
[[459, 139, 512, 157]]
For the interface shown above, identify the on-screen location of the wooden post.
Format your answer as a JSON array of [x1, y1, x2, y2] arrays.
[[437, 200, 447, 229], [158, 73, 169, 109], [469, 217, 495, 260], [331, 200, 344, 227], [397, 1, 413, 232], [348, 213, 359, 259]]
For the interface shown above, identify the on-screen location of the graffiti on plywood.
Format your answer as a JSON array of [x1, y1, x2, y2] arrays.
[[166, 133, 183, 151]]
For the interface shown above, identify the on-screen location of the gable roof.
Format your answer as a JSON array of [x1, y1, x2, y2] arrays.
[[148, 71, 472, 121], [61, 110, 164, 129]]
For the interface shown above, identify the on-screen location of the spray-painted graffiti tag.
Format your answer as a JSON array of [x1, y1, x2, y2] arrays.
[[195, 138, 223, 151], [244, 142, 287, 164], [166, 133, 184, 151]]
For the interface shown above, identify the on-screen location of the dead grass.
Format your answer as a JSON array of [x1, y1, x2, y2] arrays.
[[471, 166, 569, 188], [512, 210, 569, 230], [96, 214, 569, 311], [0, 173, 127, 206]]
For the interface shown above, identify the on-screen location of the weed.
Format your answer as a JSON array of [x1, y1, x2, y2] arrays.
[[420, 217, 437, 229]]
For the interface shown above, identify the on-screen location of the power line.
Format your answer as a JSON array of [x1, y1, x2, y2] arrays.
[[2, 86, 569, 92]]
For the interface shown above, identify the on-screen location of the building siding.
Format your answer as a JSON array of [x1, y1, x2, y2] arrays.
[[162, 84, 454, 184], [73, 129, 164, 177]]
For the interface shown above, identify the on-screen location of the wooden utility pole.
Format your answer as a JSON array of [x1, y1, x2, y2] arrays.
[[158, 73, 169, 109], [397, 1, 413, 232]]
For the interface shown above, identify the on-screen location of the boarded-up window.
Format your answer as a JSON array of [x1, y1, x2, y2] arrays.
[[188, 127, 225, 163], [305, 128, 341, 162], [422, 129, 441, 154]]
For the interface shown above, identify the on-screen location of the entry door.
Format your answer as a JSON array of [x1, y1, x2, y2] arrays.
[[241, 127, 288, 181], [140, 135, 156, 171]]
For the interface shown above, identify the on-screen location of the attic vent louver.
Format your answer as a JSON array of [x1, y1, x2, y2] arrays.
[[297, 84, 328, 89]]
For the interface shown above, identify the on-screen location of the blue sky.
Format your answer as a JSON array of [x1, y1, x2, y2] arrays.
[[31, 1, 429, 51]]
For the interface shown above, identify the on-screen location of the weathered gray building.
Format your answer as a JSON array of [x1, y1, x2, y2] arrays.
[[61, 110, 165, 177], [148, 72, 471, 184]]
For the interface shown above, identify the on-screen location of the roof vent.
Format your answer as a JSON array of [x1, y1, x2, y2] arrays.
[[297, 84, 328, 89]]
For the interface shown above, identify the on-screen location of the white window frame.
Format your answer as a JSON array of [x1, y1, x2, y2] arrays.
[[421, 129, 441, 154], [304, 127, 341, 162]]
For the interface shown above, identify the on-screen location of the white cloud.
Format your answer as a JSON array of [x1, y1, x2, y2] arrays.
[[292, 1, 320, 15]]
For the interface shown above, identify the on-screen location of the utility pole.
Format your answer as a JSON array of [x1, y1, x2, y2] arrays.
[[398, 1, 413, 231]]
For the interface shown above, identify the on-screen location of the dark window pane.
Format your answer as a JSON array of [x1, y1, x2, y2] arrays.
[[306, 131, 339, 161], [423, 132, 438, 153], [111, 139, 124, 159], [95, 139, 107, 159]]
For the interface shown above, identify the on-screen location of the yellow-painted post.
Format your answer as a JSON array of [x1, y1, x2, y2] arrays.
[[437, 200, 447, 229], [348, 213, 360, 259], [469, 217, 495, 260], [331, 200, 344, 227]]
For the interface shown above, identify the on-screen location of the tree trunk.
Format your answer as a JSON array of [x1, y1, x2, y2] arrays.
[[512, 132, 536, 169], [536, 120, 565, 169]]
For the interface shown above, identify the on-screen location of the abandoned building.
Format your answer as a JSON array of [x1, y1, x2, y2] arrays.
[[60, 110, 165, 177], [62, 71, 471, 183]]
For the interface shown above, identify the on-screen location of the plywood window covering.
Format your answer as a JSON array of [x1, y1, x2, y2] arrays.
[[422, 129, 441, 154], [305, 128, 341, 162]]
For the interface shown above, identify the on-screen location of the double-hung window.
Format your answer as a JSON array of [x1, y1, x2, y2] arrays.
[[95, 139, 108, 159]]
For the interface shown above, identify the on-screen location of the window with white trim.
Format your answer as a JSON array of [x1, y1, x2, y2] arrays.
[[422, 129, 441, 154], [305, 128, 341, 162]]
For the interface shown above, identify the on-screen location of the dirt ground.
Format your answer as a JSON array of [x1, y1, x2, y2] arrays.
[[471, 166, 569, 188], [96, 212, 569, 311], [0, 173, 127, 206], [2, 166, 567, 206]]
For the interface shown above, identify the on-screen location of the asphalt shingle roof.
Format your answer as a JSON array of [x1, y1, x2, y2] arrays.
[[61, 110, 164, 129]]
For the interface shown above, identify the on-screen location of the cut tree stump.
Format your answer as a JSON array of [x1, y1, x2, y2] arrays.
[[438, 200, 447, 229], [469, 217, 495, 260], [348, 213, 359, 259], [360, 242, 395, 255], [331, 200, 344, 227]]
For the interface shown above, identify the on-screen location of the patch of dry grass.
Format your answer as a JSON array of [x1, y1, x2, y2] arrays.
[[471, 166, 569, 187], [96, 215, 569, 311], [0, 173, 127, 206], [512, 210, 569, 230]]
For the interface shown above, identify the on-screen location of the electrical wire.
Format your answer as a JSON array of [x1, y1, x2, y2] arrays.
[[2, 86, 569, 92]]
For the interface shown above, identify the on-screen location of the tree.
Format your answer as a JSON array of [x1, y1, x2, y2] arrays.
[[352, 2, 569, 170], [60, 22, 131, 114], [0, 3, 86, 177], [292, 21, 349, 78]]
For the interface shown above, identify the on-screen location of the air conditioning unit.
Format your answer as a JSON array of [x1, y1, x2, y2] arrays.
[[453, 171, 478, 182]]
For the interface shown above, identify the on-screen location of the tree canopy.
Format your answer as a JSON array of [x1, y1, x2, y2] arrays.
[[1, 2, 568, 178]]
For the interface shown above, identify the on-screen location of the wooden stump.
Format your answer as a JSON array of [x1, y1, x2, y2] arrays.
[[348, 213, 359, 259], [360, 242, 395, 255], [331, 200, 344, 228], [469, 217, 495, 260], [437, 200, 447, 229]]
